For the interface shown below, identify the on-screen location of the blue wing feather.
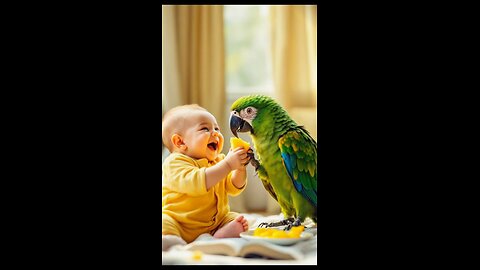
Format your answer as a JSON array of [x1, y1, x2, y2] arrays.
[[281, 152, 302, 191], [279, 128, 317, 207]]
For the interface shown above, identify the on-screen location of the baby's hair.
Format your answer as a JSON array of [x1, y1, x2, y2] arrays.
[[162, 104, 208, 152]]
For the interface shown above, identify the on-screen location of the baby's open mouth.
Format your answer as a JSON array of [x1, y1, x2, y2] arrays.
[[207, 142, 217, 151]]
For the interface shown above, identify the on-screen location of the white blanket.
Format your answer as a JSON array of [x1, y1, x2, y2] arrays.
[[162, 213, 317, 265]]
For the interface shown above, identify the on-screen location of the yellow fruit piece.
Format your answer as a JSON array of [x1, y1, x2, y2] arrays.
[[253, 227, 267, 236], [230, 137, 250, 150], [290, 225, 305, 233], [192, 250, 203, 261], [287, 225, 305, 238], [271, 230, 289, 238], [254, 227, 295, 238]]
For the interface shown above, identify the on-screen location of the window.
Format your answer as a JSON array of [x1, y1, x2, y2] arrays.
[[224, 5, 273, 94]]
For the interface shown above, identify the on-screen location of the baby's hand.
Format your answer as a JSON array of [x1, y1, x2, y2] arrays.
[[224, 147, 249, 170]]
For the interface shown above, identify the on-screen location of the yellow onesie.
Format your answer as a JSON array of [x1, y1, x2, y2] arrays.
[[162, 152, 246, 243]]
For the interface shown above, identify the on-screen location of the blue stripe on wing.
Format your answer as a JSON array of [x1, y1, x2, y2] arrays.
[[279, 129, 317, 207], [281, 152, 303, 192]]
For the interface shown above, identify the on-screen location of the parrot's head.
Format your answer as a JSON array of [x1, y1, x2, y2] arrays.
[[229, 94, 288, 138]]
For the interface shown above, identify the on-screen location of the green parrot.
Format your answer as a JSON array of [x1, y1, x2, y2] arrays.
[[229, 94, 317, 229]]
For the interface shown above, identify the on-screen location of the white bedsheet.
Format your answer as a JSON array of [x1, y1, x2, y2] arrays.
[[162, 213, 317, 265]]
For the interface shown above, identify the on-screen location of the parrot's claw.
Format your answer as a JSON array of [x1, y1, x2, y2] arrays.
[[257, 218, 295, 229], [246, 148, 261, 171], [284, 217, 302, 231], [258, 222, 269, 228], [243, 149, 254, 166], [248, 153, 260, 170], [292, 218, 302, 226]]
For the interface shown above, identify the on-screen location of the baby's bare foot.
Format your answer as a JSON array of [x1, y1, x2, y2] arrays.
[[213, 215, 249, 239]]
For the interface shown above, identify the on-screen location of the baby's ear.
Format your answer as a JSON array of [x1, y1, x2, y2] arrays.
[[171, 134, 186, 150]]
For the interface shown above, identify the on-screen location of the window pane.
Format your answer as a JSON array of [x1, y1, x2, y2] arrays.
[[224, 5, 272, 93]]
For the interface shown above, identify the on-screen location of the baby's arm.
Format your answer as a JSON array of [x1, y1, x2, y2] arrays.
[[205, 147, 248, 190], [230, 164, 247, 189]]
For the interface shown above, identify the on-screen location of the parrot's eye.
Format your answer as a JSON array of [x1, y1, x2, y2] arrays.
[[240, 106, 257, 120]]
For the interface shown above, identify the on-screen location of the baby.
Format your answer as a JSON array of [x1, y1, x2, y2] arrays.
[[162, 104, 251, 250]]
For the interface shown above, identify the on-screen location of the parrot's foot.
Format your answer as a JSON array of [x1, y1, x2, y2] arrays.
[[249, 155, 260, 170], [283, 217, 302, 231], [247, 149, 260, 170], [258, 218, 295, 229], [245, 148, 255, 167]]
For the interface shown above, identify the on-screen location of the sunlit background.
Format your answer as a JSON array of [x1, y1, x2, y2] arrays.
[[162, 5, 317, 215]]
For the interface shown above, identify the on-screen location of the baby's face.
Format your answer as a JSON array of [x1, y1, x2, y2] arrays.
[[181, 111, 224, 161]]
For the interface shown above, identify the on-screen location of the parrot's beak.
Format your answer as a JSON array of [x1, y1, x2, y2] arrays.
[[229, 112, 253, 137]]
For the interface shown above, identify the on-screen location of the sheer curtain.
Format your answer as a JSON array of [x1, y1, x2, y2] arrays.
[[162, 5, 251, 212], [270, 5, 317, 139], [162, 5, 226, 139]]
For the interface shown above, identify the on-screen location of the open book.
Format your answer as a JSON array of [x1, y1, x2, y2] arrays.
[[174, 231, 317, 260]]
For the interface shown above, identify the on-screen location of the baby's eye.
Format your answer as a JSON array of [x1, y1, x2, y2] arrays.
[[215, 127, 220, 131], [201, 127, 209, 131]]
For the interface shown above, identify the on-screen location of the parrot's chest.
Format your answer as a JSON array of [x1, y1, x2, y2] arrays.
[[254, 142, 293, 192]]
